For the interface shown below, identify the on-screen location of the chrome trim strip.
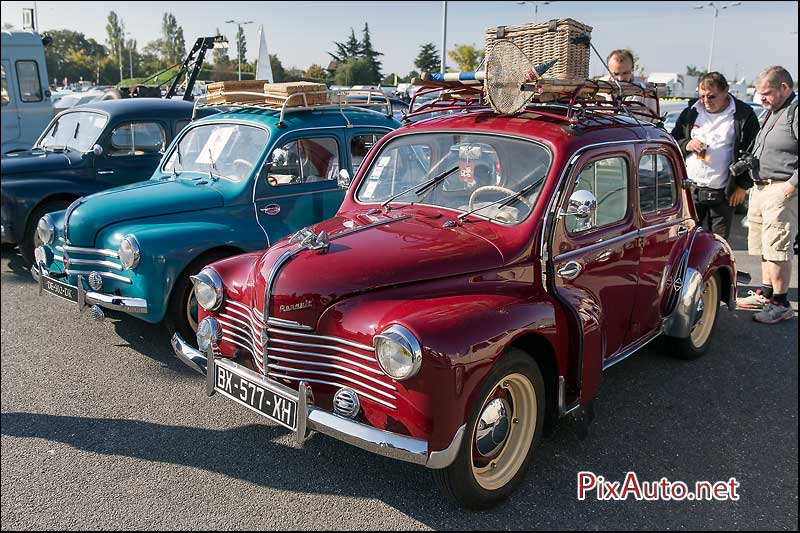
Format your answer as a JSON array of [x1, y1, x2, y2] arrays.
[[62, 245, 119, 258], [221, 336, 264, 371], [267, 317, 313, 330], [267, 364, 397, 400], [226, 300, 265, 325], [267, 354, 395, 389], [54, 255, 63, 263], [64, 257, 123, 271], [267, 327, 375, 353], [65, 269, 132, 284], [267, 344, 376, 366], [327, 215, 412, 240], [84, 290, 148, 314], [267, 347, 384, 375], [218, 317, 262, 347], [268, 337, 377, 363], [220, 327, 260, 352], [223, 307, 264, 333], [553, 229, 639, 262], [267, 372, 397, 409], [602, 331, 661, 371]]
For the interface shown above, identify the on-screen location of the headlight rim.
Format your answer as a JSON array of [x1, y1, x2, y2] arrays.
[[118, 234, 141, 270], [191, 268, 224, 311], [37, 214, 55, 245], [374, 324, 423, 381]]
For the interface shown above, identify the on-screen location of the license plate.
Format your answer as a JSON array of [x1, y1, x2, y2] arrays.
[[42, 275, 78, 303], [215, 364, 297, 430]]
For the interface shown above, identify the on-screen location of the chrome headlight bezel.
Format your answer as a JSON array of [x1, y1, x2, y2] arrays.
[[374, 325, 422, 381], [37, 214, 55, 245], [197, 317, 222, 353], [118, 234, 141, 269], [191, 268, 224, 311]]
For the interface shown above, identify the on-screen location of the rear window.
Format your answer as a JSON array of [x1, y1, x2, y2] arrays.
[[15, 60, 42, 102]]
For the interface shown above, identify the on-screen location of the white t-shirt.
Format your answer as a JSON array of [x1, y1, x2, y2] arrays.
[[685, 95, 736, 189]]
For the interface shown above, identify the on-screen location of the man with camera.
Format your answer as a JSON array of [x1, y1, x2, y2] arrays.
[[671, 72, 760, 240], [736, 66, 797, 324]]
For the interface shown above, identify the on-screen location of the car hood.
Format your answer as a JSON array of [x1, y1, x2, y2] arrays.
[[254, 210, 505, 327], [1, 149, 82, 176], [64, 179, 225, 246]]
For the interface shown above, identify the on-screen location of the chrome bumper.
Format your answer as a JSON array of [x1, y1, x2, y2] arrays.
[[171, 332, 464, 469], [32, 263, 148, 314]]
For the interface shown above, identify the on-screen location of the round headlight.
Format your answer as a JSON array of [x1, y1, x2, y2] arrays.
[[37, 214, 55, 245], [191, 268, 224, 311], [118, 234, 141, 269], [374, 325, 422, 380], [197, 317, 222, 352]]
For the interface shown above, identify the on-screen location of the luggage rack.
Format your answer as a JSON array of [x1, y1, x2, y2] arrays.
[[405, 77, 668, 128], [192, 88, 393, 127]]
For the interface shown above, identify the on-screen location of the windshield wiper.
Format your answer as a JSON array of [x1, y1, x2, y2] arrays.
[[457, 178, 544, 222], [380, 165, 459, 210]]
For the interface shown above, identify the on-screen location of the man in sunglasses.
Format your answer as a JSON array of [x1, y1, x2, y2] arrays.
[[671, 72, 760, 239]]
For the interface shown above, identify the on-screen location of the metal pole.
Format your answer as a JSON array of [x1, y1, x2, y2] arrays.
[[440, 1, 447, 74], [33, 0, 39, 32], [707, 6, 718, 72], [238, 24, 242, 81], [129, 44, 133, 79], [534, 3, 538, 22], [118, 40, 123, 83]]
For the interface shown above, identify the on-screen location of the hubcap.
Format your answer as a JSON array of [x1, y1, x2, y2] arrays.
[[475, 398, 511, 457]]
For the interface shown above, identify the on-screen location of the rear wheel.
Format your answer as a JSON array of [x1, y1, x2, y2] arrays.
[[666, 272, 720, 359], [432, 348, 545, 509], [165, 250, 233, 348], [19, 200, 71, 267]]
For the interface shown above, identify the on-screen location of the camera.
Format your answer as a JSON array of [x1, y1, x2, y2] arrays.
[[729, 153, 760, 181]]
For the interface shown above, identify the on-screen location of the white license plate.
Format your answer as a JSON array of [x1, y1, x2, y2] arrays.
[[214, 364, 297, 430]]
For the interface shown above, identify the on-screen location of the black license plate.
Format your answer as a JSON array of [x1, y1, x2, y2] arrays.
[[42, 275, 78, 303], [215, 364, 297, 430]]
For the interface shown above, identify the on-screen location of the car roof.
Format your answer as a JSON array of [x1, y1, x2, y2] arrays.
[[72, 98, 197, 119], [195, 105, 399, 130]]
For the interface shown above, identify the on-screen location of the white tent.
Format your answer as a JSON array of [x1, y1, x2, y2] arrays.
[[256, 25, 274, 83]]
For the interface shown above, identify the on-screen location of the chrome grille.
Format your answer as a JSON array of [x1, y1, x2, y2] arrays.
[[216, 301, 397, 410], [54, 240, 132, 284]]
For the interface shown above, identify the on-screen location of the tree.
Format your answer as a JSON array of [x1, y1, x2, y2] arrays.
[[406, 70, 420, 82], [448, 44, 484, 72], [687, 65, 707, 77], [160, 13, 186, 64], [270, 54, 287, 82], [235, 25, 247, 66], [361, 23, 383, 84], [334, 57, 373, 86], [105, 11, 125, 76], [44, 29, 108, 85], [212, 28, 230, 68], [329, 28, 361, 63], [414, 43, 440, 73], [626, 47, 646, 78], [305, 64, 327, 80]]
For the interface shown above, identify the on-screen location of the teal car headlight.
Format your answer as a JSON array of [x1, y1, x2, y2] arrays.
[[191, 268, 224, 311], [118, 234, 141, 269], [37, 214, 55, 244], [197, 317, 222, 352], [374, 325, 422, 380]]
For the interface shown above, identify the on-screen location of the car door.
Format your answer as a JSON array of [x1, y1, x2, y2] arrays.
[[627, 146, 693, 345], [1, 61, 20, 147], [96, 119, 168, 186], [549, 148, 641, 374], [253, 131, 347, 244]]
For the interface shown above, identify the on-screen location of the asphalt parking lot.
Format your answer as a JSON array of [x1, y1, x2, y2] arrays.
[[1, 215, 797, 530]]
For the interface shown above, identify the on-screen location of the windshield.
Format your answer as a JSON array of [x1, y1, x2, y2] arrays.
[[356, 133, 551, 225], [38, 111, 108, 152], [162, 123, 269, 182]]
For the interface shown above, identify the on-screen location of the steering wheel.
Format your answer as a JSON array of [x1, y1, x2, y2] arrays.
[[468, 186, 534, 212], [233, 158, 254, 176], [267, 175, 279, 186]]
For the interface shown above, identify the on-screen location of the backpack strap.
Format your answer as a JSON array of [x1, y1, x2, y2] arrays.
[[786, 99, 797, 141]]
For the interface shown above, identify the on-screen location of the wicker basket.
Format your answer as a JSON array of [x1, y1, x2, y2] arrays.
[[206, 80, 268, 105], [485, 18, 593, 79], [263, 81, 328, 107]]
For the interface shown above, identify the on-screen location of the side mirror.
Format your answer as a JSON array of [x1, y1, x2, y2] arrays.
[[91, 144, 103, 156], [563, 189, 597, 219], [338, 169, 351, 189]]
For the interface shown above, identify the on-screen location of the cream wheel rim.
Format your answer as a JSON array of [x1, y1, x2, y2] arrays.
[[690, 276, 718, 347], [471, 372, 537, 491]]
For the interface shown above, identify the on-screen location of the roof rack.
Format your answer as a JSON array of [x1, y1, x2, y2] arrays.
[[192, 88, 393, 127], [405, 74, 669, 127]]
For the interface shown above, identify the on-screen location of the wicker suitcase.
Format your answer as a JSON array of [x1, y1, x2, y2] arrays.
[[206, 80, 269, 105], [263, 81, 328, 107], [485, 18, 593, 80]]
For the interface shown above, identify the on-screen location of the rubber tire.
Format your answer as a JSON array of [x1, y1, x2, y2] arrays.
[[432, 348, 546, 510], [164, 250, 234, 348], [665, 272, 721, 360], [19, 200, 72, 267]]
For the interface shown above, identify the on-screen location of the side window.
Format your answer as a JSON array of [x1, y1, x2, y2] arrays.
[[350, 133, 385, 175], [175, 119, 191, 135], [267, 137, 339, 186], [639, 153, 678, 214], [15, 61, 42, 102], [108, 122, 167, 157], [566, 156, 629, 234], [1, 64, 9, 106]]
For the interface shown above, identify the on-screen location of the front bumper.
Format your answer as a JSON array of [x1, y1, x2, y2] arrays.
[[172, 333, 464, 469], [32, 262, 148, 314]]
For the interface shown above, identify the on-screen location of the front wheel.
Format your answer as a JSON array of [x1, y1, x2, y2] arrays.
[[432, 348, 545, 509], [666, 272, 720, 359], [19, 200, 71, 267]]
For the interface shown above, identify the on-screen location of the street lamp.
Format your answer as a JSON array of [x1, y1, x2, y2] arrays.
[[693, 2, 742, 73], [441, 1, 447, 74], [225, 19, 253, 81], [516, 1, 556, 23], [125, 32, 134, 80], [117, 38, 123, 84]]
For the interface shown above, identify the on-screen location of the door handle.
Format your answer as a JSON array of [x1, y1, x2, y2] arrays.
[[97, 169, 115, 175], [557, 261, 583, 280], [259, 204, 281, 216], [677, 225, 688, 236], [595, 249, 614, 262]]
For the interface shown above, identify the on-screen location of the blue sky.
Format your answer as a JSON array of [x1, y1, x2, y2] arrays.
[[1, 1, 797, 83]]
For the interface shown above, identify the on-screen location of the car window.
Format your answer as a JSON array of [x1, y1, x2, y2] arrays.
[[350, 133, 385, 175], [639, 153, 678, 215], [1, 64, 9, 106], [566, 156, 628, 234], [175, 119, 191, 134], [15, 60, 42, 102], [38, 111, 109, 152], [108, 122, 167, 157], [267, 137, 340, 186]]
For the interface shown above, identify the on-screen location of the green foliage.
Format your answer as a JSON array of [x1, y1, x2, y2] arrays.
[[160, 13, 186, 64], [270, 54, 287, 82], [448, 44, 484, 72], [235, 26, 247, 65], [305, 64, 327, 80], [334, 57, 373, 86], [414, 43, 440, 73], [360, 23, 383, 83], [329, 28, 362, 63], [406, 70, 420, 82], [212, 28, 230, 67], [44, 29, 107, 85], [687, 65, 707, 77]]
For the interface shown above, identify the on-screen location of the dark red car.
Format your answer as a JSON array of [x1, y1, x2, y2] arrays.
[[174, 89, 739, 509]]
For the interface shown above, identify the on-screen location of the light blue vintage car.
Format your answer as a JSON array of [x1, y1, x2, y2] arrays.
[[32, 94, 399, 346]]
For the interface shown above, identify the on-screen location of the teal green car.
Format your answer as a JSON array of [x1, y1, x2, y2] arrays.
[[31, 102, 399, 345]]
